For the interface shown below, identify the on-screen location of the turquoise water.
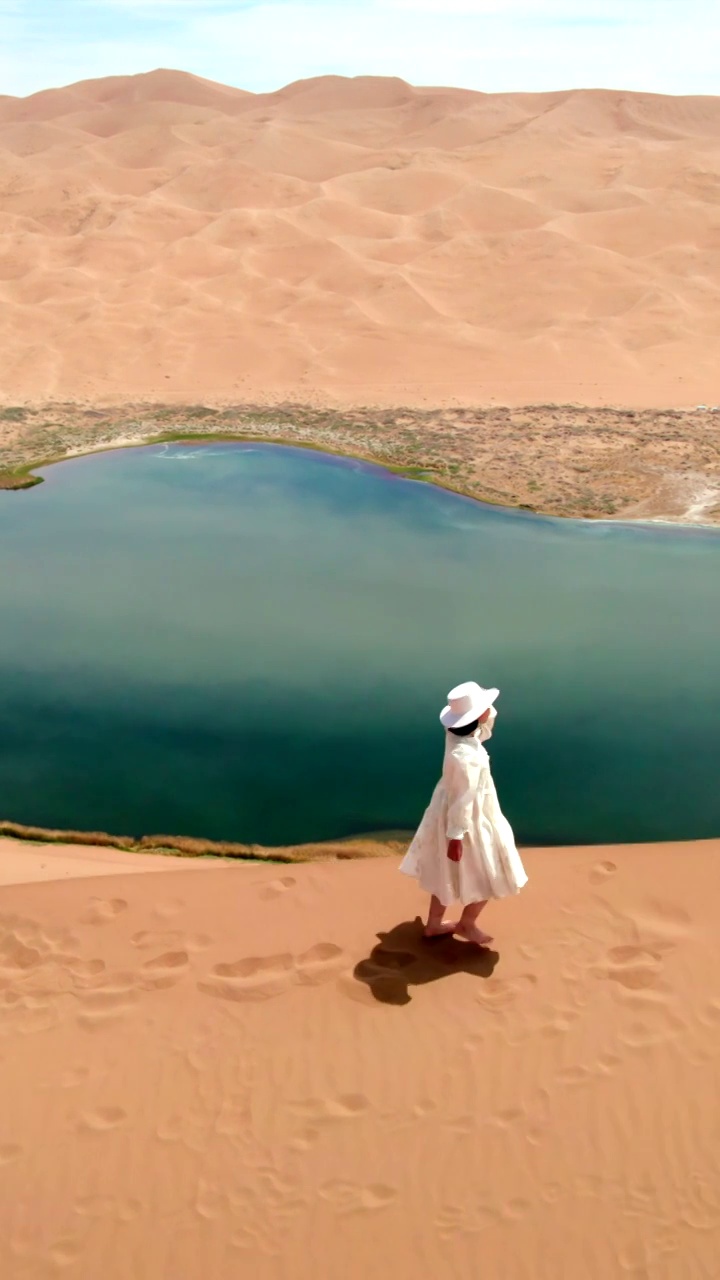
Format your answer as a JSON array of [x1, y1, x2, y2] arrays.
[[0, 442, 718, 846]]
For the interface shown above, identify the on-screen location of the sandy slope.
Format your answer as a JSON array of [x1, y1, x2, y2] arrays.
[[1, 836, 718, 1279], [0, 839, 225, 885], [1, 70, 720, 408]]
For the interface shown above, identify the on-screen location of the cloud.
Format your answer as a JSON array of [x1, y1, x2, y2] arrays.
[[1, 0, 718, 98], [81, 1, 247, 8], [386, 0, 592, 12]]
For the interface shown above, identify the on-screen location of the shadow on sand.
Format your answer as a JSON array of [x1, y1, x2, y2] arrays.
[[353, 917, 499, 1005]]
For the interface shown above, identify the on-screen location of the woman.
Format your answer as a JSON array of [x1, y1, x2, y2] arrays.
[[399, 681, 527, 945]]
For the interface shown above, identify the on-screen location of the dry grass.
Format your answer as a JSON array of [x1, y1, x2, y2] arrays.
[[0, 472, 42, 490], [0, 819, 408, 864], [1, 400, 719, 522]]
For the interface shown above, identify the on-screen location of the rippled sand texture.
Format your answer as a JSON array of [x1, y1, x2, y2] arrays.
[[1, 71, 720, 408], [1, 838, 719, 1278]]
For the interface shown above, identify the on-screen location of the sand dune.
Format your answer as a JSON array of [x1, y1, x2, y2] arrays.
[[0, 839, 224, 886], [1, 70, 720, 407], [0, 835, 718, 1278]]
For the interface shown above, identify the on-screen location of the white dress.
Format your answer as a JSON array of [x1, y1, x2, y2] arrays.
[[399, 713, 528, 906]]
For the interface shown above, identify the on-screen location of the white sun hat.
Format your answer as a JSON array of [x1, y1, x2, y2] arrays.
[[439, 681, 500, 729]]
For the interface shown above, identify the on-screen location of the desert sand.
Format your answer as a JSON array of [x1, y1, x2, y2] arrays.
[[2, 70, 719, 1275], [1, 70, 720, 410], [0, 839, 224, 886], [2, 71, 720, 520], [1, 834, 719, 1279]]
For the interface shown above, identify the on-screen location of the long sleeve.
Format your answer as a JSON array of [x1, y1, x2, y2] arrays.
[[478, 705, 497, 743], [444, 745, 483, 840]]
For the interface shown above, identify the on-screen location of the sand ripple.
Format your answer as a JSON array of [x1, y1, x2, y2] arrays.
[[0, 839, 718, 1276], [1, 71, 720, 407]]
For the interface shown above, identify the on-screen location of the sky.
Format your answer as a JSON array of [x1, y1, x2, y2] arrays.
[[1, 0, 718, 99]]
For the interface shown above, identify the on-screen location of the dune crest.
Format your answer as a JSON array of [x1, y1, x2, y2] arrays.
[[1, 71, 720, 407]]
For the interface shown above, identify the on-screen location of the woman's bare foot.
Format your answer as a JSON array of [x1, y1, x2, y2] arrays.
[[423, 920, 459, 938], [457, 921, 494, 946]]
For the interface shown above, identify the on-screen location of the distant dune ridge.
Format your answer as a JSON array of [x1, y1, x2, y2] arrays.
[[1, 69, 720, 408]]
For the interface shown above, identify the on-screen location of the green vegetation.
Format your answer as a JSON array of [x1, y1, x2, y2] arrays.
[[0, 818, 402, 863], [1, 399, 718, 523], [0, 470, 42, 490]]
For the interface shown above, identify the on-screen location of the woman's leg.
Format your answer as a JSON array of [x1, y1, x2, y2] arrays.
[[457, 900, 493, 946], [424, 894, 459, 937]]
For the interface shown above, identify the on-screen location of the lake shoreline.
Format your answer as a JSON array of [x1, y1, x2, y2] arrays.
[[0, 818, 409, 864], [3, 439, 718, 848], [2, 821, 717, 864], [1, 399, 719, 525]]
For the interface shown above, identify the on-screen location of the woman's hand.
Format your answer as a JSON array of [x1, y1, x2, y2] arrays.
[[447, 838, 463, 862]]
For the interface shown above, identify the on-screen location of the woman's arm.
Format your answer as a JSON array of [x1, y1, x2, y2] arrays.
[[444, 747, 482, 860]]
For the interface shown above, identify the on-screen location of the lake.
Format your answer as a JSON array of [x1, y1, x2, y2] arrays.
[[0, 442, 718, 847]]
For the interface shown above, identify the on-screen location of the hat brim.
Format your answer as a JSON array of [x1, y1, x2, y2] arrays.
[[439, 687, 499, 729]]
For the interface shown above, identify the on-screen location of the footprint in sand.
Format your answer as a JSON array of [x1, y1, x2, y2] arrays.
[[557, 1063, 594, 1087], [319, 1180, 397, 1214], [617, 1002, 686, 1050], [260, 876, 297, 900], [77, 988, 139, 1018], [65, 957, 106, 984], [131, 929, 182, 950], [76, 975, 140, 1029], [413, 1098, 437, 1117], [77, 1106, 127, 1132], [502, 1198, 532, 1221], [289, 1090, 368, 1121], [474, 972, 538, 1010], [596, 901, 690, 1014], [132, 929, 211, 953], [2, 917, 40, 948], [290, 1093, 370, 1146], [153, 899, 184, 921], [325, 1094, 369, 1117], [198, 943, 347, 1001], [540, 1007, 578, 1037], [589, 859, 618, 885], [186, 933, 212, 953], [60, 1066, 92, 1089], [295, 942, 346, 985], [80, 898, 127, 926], [49, 1238, 81, 1267], [446, 1112, 481, 1136], [199, 954, 295, 1002], [436, 1201, 499, 1238], [139, 951, 189, 990], [0, 936, 41, 973], [598, 1051, 622, 1072], [678, 1175, 720, 1232], [699, 999, 720, 1028], [604, 944, 663, 991]]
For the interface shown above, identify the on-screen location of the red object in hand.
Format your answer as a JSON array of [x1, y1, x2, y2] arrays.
[[447, 838, 463, 862]]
